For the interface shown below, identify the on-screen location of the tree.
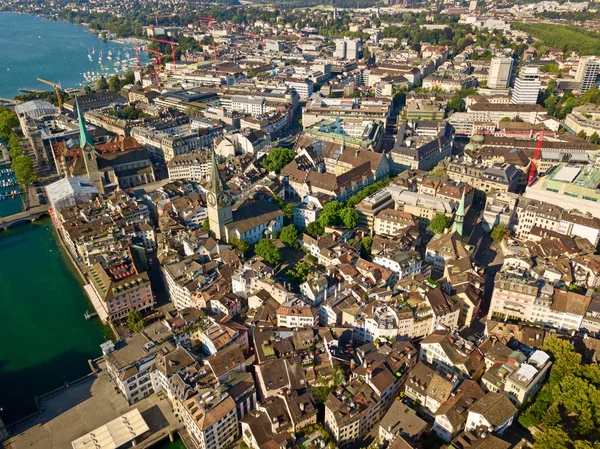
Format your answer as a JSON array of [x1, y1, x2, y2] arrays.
[[287, 260, 312, 284], [127, 310, 145, 332], [590, 132, 600, 144], [108, 75, 122, 93], [490, 222, 508, 242], [202, 218, 210, 232], [12, 154, 37, 187], [97, 75, 109, 91], [280, 224, 300, 249], [430, 214, 451, 234], [282, 203, 295, 220], [575, 407, 595, 437], [360, 236, 373, 256], [255, 239, 282, 266], [306, 221, 324, 238], [262, 147, 295, 173], [0, 108, 19, 140], [500, 117, 512, 122], [230, 237, 250, 254], [430, 164, 447, 178], [340, 207, 359, 229], [532, 427, 571, 449], [318, 200, 343, 227], [577, 130, 587, 139]]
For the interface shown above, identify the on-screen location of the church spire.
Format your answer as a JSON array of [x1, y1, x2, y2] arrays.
[[453, 189, 466, 237], [208, 147, 228, 194], [77, 98, 94, 151]]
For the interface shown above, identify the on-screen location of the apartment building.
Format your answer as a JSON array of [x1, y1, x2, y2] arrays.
[[167, 151, 211, 181], [183, 393, 239, 449], [373, 209, 420, 237], [276, 300, 320, 328], [481, 349, 551, 406], [302, 98, 391, 129], [356, 190, 395, 230]]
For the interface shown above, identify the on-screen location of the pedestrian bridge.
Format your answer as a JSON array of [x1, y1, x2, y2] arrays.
[[0, 204, 50, 230]]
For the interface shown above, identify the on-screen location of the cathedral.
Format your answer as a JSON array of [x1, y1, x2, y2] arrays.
[[206, 149, 284, 244]]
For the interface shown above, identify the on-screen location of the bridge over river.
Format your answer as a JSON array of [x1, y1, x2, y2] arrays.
[[0, 204, 50, 230]]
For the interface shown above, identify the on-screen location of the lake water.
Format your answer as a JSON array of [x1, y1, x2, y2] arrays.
[[0, 12, 148, 98]]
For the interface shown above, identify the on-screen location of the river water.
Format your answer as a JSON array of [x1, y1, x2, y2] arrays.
[[0, 13, 141, 427]]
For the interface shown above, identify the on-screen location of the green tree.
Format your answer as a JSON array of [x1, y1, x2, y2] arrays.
[[97, 75, 109, 91], [280, 224, 300, 249], [575, 408, 595, 437], [490, 222, 508, 242], [360, 236, 373, 256], [0, 108, 19, 139], [577, 130, 587, 139], [108, 75, 122, 93], [286, 260, 312, 284], [532, 427, 571, 449], [430, 164, 447, 178], [430, 214, 451, 234], [340, 207, 359, 229], [202, 218, 210, 232], [305, 221, 324, 238], [262, 147, 295, 173], [255, 239, 282, 266], [590, 132, 600, 144], [282, 203, 295, 220], [318, 200, 343, 227], [12, 154, 37, 187], [127, 310, 145, 332], [230, 236, 250, 254]]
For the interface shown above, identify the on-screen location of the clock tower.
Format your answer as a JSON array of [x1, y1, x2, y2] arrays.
[[77, 99, 103, 192], [206, 148, 233, 241]]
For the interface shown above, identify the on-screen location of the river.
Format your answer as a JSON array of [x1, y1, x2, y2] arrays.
[[0, 11, 154, 435], [0, 12, 148, 98]]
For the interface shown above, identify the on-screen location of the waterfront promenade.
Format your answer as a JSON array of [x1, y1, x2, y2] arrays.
[[3, 359, 182, 449]]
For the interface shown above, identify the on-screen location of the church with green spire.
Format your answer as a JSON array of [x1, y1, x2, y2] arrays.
[[77, 99, 103, 192], [452, 189, 466, 237]]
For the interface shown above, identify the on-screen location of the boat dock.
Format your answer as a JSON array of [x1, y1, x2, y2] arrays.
[[18, 87, 44, 93]]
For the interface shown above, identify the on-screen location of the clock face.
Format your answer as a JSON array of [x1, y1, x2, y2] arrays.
[[207, 192, 217, 206]]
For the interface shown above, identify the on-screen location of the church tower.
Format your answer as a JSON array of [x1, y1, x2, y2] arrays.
[[452, 189, 466, 237], [206, 148, 233, 241], [77, 99, 103, 192]]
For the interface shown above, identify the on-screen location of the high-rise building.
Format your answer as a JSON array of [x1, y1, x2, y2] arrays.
[[512, 67, 541, 104], [334, 39, 347, 59], [334, 37, 360, 60], [576, 56, 600, 93], [488, 57, 514, 89]]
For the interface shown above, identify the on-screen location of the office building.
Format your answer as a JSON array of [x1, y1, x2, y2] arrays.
[[488, 58, 513, 89], [576, 56, 600, 93], [512, 67, 541, 104]]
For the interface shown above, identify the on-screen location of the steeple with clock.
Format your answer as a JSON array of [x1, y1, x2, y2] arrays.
[[206, 148, 233, 241]]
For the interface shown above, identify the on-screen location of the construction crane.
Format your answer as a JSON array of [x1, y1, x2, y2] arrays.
[[462, 128, 562, 186], [37, 78, 63, 107], [149, 38, 179, 74], [146, 48, 164, 85], [199, 17, 218, 62]]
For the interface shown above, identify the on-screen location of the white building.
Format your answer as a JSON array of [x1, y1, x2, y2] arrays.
[[512, 67, 541, 105], [488, 58, 513, 89], [576, 56, 600, 93]]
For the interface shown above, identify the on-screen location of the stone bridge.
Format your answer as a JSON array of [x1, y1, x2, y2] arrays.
[[0, 204, 50, 230]]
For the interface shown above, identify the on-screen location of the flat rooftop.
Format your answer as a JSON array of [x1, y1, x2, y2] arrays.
[[71, 408, 149, 449], [3, 360, 178, 449]]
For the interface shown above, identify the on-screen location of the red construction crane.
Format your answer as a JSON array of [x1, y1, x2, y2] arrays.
[[461, 128, 562, 186], [149, 38, 179, 74], [146, 48, 164, 85], [199, 17, 218, 62]]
